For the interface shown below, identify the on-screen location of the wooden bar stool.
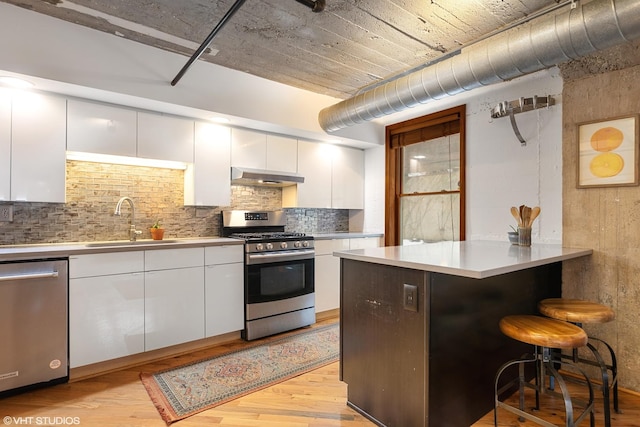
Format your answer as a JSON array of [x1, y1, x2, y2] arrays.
[[495, 315, 595, 427], [538, 298, 618, 427]]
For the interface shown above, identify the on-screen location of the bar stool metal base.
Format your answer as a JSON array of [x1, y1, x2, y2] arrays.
[[494, 346, 595, 427], [538, 298, 620, 427]]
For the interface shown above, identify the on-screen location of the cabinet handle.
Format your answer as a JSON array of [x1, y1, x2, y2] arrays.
[[0, 271, 59, 282]]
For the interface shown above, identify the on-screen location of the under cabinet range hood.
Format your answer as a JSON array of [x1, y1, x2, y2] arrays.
[[231, 167, 304, 187]]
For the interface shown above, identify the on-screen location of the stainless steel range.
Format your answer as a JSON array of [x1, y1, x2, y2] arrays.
[[222, 210, 315, 340]]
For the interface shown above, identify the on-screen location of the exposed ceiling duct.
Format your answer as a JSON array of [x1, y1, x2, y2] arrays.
[[318, 0, 640, 133]]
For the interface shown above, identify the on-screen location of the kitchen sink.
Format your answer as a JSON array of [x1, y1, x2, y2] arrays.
[[85, 240, 179, 247]]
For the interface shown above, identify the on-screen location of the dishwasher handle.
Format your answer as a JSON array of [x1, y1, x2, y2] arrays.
[[0, 271, 60, 282]]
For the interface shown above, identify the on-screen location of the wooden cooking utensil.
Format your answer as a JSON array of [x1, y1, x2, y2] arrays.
[[510, 206, 522, 227], [528, 206, 541, 227]]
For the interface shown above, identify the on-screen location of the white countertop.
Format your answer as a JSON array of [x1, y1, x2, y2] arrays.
[[312, 232, 383, 240], [334, 240, 592, 279], [0, 237, 243, 262]]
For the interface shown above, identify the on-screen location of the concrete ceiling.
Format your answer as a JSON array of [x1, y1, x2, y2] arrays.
[[1, 0, 566, 99]]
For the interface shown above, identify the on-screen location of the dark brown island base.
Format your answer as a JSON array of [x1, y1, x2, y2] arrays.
[[334, 241, 592, 427]]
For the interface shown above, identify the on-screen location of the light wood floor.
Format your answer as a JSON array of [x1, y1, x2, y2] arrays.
[[1, 317, 639, 426]]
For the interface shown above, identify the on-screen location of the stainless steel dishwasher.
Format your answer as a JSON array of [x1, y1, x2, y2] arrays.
[[0, 258, 68, 396]]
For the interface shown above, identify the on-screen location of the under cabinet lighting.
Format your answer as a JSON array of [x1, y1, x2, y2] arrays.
[[0, 76, 34, 89], [66, 151, 188, 170]]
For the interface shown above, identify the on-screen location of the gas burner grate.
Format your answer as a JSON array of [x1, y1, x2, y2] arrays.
[[230, 232, 307, 240]]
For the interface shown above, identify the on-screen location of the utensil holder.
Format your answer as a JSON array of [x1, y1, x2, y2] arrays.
[[518, 226, 531, 247]]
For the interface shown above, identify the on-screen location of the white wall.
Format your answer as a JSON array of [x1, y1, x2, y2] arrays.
[[363, 68, 564, 243]]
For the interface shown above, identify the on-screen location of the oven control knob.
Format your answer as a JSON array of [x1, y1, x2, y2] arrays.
[[256, 243, 264, 251], [302, 241, 310, 247], [266, 243, 273, 250], [293, 241, 301, 248], [280, 242, 288, 249]]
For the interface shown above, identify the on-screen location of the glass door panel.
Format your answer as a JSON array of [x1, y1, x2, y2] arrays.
[[402, 134, 460, 193], [400, 193, 460, 244]]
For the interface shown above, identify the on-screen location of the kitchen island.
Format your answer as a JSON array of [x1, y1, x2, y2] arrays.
[[334, 240, 592, 427]]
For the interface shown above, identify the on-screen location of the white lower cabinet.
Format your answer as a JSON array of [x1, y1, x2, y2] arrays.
[[69, 252, 145, 368], [144, 248, 205, 351], [314, 239, 349, 313], [204, 245, 244, 337], [70, 244, 245, 367], [314, 237, 381, 314]]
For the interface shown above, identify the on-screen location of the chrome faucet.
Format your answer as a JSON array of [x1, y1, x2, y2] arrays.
[[114, 197, 142, 241]]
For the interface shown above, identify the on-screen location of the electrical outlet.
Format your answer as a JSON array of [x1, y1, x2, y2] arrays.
[[403, 283, 418, 312], [0, 204, 14, 222]]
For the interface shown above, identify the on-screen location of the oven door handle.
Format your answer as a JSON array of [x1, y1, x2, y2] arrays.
[[246, 249, 315, 265]]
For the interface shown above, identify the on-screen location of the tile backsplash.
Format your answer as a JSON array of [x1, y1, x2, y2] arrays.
[[0, 161, 348, 245]]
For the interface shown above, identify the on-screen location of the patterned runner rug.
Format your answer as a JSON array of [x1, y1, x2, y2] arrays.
[[140, 323, 339, 424]]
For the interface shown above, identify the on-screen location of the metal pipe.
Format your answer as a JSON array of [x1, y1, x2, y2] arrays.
[[355, 0, 577, 96], [171, 0, 246, 86], [294, 0, 326, 13], [319, 0, 640, 132]]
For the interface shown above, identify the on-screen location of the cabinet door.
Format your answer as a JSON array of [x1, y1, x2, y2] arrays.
[[332, 146, 364, 209], [266, 134, 297, 173], [205, 263, 244, 337], [137, 112, 194, 163], [70, 272, 145, 367], [184, 122, 231, 206], [231, 128, 266, 169], [67, 99, 137, 157], [0, 89, 10, 201], [11, 92, 66, 202], [314, 239, 349, 313], [283, 140, 332, 208], [145, 266, 205, 351]]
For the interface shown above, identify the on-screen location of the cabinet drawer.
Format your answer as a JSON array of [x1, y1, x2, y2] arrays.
[[205, 245, 244, 265], [145, 247, 204, 271], [350, 237, 381, 250], [70, 251, 144, 278], [314, 239, 350, 256]]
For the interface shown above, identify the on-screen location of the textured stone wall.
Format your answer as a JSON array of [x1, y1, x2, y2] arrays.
[[0, 161, 348, 245], [559, 39, 640, 391]]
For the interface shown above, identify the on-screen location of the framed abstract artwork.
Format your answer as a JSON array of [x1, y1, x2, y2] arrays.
[[577, 115, 639, 188]]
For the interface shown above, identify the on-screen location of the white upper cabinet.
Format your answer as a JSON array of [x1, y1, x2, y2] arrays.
[[184, 122, 231, 206], [67, 99, 137, 157], [283, 139, 332, 208], [0, 90, 10, 201], [11, 92, 66, 203], [283, 141, 363, 209], [332, 145, 364, 209], [231, 128, 297, 173], [265, 134, 297, 173], [137, 112, 194, 163], [231, 128, 266, 169]]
